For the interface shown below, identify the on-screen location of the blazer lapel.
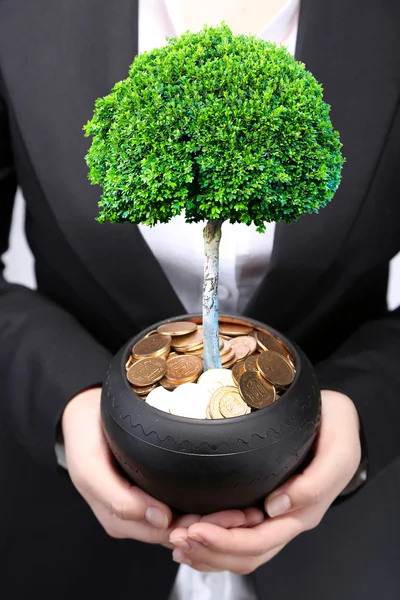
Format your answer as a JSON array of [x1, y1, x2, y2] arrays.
[[246, 0, 400, 333], [1, 0, 185, 330]]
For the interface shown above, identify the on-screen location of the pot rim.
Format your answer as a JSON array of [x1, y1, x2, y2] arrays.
[[121, 313, 303, 426]]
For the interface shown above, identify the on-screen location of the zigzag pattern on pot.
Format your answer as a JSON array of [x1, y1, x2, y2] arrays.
[[105, 371, 320, 453]]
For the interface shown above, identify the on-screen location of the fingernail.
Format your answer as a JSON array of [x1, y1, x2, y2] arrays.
[[188, 532, 207, 545], [173, 548, 192, 565], [266, 494, 291, 517], [169, 537, 191, 552], [255, 513, 266, 523], [186, 539, 203, 552], [236, 519, 247, 527], [145, 507, 169, 529], [248, 514, 265, 526]]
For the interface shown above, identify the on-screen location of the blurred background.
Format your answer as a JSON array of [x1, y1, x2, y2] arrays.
[[5, 190, 400, 310]]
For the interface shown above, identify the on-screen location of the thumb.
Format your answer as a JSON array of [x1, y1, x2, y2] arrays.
[[264, 428, 343, 518], [200, 507, 265, 528], [63, 388, 173, 529], [264, 470, 328, 518], [82, 451, 173, 529], [265, 390, 361, 518], [264, 432, 358, 518]]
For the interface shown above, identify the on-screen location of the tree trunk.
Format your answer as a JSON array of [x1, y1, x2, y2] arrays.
[[202, 219, 223, 371]]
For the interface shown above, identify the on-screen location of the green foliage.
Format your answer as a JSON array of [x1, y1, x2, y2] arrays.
[[84, 24, 344, 231]]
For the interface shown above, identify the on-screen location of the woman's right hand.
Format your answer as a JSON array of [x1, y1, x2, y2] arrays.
[[61, 387, 265, 547], [61, 387, 178, 545]]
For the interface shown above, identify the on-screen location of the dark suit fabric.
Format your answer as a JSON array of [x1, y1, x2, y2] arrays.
[[0, 0, 399, 598]]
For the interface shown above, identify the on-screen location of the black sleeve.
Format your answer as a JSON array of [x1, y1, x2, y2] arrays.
[[315, 306, 400, 480], [0, 93, 112, 472]]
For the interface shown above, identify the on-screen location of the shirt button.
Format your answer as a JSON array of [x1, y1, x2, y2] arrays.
[[219, 285, 231, 300]]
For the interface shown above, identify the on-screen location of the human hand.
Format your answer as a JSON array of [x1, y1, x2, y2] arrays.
[[169, 390, 362, 572], [61, 387, 264, 547]]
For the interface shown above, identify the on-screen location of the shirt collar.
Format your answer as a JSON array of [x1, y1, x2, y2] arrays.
[[164, 0, 300, 39]]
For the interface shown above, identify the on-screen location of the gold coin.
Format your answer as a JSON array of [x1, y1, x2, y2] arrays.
[[177, 373, 199, 385], [157, 321, 198, 337], [219, 323, 254, 337], [143, 330, 159, 338], [244, 355, 258, 372], [255, 330, 290, 359], [184, 341, 204, 352], [133, 333, 171, 359], [229, 338, 251, 361], [131, 382, 159, 396], [219, 339, 232, 357], [159, 376, 176, 391], [167, 352, 179, 361], [209, 388, 225, 419], [127, 357, 167, 387], [185, 338, 224, 352], [231, 361, 246, 386], [224, 356, 238, 369], [221, 347, 236, 365], [166, 355, 204, 384], [182, 337, 224, 355], [256, 351, 295, 387], [239, 336, 257, 355], [184, 346, 205, 357], [239, 370, 276, 409], [158, 347, 170, 361], [172, 327, 203, 350], [125, 354, 135, 370], [219, 387, 250, 418]]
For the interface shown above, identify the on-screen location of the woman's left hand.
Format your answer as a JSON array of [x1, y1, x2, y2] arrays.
[[169, 390, 362, 573]]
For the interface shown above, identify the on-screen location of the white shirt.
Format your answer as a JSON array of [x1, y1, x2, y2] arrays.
[[139, 0, 300, 318], [137, 2, 300, 599]]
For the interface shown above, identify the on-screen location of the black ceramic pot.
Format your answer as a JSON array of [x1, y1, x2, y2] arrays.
[[101, 314, 321, 514]]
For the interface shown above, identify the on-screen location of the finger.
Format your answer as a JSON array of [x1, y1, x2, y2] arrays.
[[111, 486, 173, 529], [265, 395, 361, 518], [169, 508, 265, 552], [264, 450, 346, 518], [166, 513, 202, 545], [81, 455, 173, 528], [186, 516, 301, 556], [120, 522, 171, 544], [169, 508, 262, 547], [200, 510, 247, 528], [169, 525, 193, 551], [171, 514, 202, 529], [200, 507, 264, 528], [91, 502, 172, 544], [241, 507, 266, 527], [113, 521, 171, 544]]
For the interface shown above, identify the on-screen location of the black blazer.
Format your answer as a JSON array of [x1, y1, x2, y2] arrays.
[[0, 0, 400, 597]]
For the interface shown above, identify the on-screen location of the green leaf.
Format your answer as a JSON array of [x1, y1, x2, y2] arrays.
[[84, 24, 345, 228]]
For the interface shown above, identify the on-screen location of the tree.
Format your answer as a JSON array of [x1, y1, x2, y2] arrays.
[[84, 24, 344, 370]]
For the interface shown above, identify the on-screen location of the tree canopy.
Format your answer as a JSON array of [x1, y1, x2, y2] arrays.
[[85, 24, 344, 232]]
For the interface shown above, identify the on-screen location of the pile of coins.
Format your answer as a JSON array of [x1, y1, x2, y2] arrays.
[[125, 320, 296, 420]]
